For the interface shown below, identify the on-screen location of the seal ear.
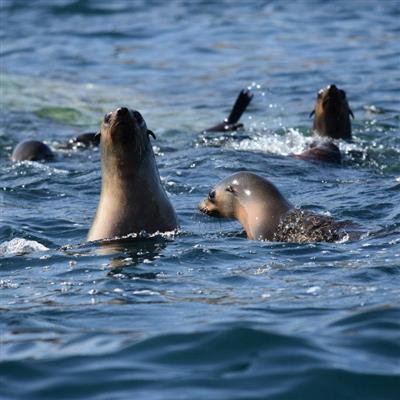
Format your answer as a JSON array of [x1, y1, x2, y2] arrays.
[[147, 129, 156, 140], [309, 110, 315, 118], [349, 108, 354, 119]]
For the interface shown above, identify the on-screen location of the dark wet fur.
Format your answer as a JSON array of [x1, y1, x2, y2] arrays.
[[273, 209, 352, 243]]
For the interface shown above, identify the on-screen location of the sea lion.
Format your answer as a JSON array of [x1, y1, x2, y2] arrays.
[[310, 84, 354, 140], [293, 140, 341, 164], [11, 140, 54, 162], [199, 171, 351, 242], [87, 107, 178, 242], [202, 89, 253, 133]]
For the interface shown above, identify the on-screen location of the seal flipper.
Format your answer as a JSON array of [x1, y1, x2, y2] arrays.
[[227, 89, 254, 124], [202, 89, 253, 133]]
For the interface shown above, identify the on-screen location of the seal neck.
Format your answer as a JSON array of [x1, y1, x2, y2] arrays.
[[237, 198, 292, 241], [100, 144, 162, 199]]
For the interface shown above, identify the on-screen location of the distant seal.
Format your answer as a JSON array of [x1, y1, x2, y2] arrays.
[[310, 84, 354, 140], [87, 107, 178, 241], [11, 140, 54, 162], [199, 171, 351, 242], [202, 89, 253, 133]]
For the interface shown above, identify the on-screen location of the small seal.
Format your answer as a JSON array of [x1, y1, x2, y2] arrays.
[[87, 107, 178, 241], [11, 140, 54, 162], [199, 171, 351, 242], [310, 84, 354, 140], [202, 89, 253, 133]]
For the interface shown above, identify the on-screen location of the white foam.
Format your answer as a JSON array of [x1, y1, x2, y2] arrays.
[[0, 238, 49, 256], [227, 128, 311, 156]]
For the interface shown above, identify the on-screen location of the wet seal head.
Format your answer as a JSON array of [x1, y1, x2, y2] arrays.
[[310, 84, 354, 140], [11, 140, 54, 162], [87, 106, 178, 242], [99, 107, 156, 161]]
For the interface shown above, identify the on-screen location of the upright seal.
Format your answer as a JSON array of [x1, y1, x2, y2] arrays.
[[199, 171, 352, 242], [310, 84, 354, 140], [292, 84, 354, 163], [87, 107, 178, 241]]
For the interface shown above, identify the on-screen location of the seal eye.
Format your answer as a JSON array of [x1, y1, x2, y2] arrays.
[[226, 185, 235, 193], [208, 190, 216, 200], [104, 112, 112, 124]]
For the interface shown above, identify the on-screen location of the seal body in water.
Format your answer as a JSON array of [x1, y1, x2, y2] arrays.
[[11, 140, 54, 162], [310, 84, 354, 140], [199, 171, 351, 242], [87, 107, 178, 242], [293, 140, 342, 164]]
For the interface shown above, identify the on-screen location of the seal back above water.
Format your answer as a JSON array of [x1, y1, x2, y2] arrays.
[[293, 140, 342, 164]]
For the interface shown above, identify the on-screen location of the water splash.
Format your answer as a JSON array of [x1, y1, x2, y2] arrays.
[[227, 128, 311, 156], [0, 237, 49, 256]]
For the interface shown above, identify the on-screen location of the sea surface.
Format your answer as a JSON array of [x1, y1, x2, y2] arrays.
[[1, 1, 400, 399]]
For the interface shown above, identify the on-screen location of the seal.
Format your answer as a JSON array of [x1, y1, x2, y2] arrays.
[[199, 171, 352, 242], [11, 140, 54, 162], [293, 140, 341, 164], [202, 89, 253, 133], [310, 84, 354, 140], [87, 107, 178, 241]]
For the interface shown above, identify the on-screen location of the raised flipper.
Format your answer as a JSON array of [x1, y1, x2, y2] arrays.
[[202, 89, 253, 133]]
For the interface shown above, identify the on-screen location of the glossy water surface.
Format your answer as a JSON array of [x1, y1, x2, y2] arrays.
[[1, 1, 400, 399]]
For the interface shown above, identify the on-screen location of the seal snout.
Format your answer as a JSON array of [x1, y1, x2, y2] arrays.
[[328, 84, 337, 92], [116, 107, 129, 117]]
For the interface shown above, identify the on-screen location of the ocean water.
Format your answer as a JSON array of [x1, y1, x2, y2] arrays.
[[1, 1, 400, 399]]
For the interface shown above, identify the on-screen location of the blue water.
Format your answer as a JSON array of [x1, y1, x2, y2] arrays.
[[1, 1, 400, 399]]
